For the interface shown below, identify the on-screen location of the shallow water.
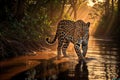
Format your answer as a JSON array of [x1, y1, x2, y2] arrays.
[[11, 36, 120, 80]]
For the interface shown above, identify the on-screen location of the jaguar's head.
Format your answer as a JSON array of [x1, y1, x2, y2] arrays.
[[83, 22, 90, 33], [75, 20, 90, 38]]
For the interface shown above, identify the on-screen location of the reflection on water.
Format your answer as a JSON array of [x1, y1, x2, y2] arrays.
[[11, 36, 120, 80], [74, 61, 88, 80]]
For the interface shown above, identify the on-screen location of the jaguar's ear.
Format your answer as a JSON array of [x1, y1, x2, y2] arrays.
[[87, 22, 90, 27]]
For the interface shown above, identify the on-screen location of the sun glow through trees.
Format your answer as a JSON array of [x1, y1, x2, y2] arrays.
[[87, 0, 105, 7]]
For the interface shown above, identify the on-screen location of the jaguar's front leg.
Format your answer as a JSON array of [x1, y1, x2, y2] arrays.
[[74, 43, 86, 62], [82, 40, 88, 57], [82, 45, 88, 57]]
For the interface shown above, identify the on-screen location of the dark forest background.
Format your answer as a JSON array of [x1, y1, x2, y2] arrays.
[[0, 0, 120, 60]]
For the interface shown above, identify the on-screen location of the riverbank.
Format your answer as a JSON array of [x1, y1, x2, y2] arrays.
[[0, 50, 56, 80]]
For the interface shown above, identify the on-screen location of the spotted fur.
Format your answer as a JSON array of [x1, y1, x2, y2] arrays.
[[46, 20, 90, 61]]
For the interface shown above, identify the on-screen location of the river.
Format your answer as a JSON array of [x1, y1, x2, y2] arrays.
[[10, 36, 120, 80]]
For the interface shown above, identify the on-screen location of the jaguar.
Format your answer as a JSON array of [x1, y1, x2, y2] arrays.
[[46, 20, 90, 61]]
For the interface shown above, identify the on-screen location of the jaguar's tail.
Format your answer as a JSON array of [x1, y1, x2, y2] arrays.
[[46, 33, 57, 44]]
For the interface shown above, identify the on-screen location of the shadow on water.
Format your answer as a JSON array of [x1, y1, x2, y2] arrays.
[[10, 36, 120, 80], [11, 60, 89, 80], [74, 61, 88, 80], [57, 61, 89, 80]]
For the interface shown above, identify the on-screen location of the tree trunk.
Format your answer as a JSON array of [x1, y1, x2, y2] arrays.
[[70, 0, 77, 20], [118, 0, 120, 23], [116, 0, 120, 36], [50, 0, 53, 20], [105, 0, 110, 16], [15, 0, 25, 21], [73, 2, 77, 20], [58, 0, 65, 21], [111, 0, 114, 14]]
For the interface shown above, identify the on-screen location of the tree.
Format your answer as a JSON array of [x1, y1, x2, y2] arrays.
[[105, 0, 110, 16], [118, 0, 120, 23], [111, 0, 114, 14], [70, 0, 77, 20], [0, 0, 26, 22]]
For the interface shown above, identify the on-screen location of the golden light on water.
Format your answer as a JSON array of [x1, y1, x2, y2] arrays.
[[66, 36, 118, 80]]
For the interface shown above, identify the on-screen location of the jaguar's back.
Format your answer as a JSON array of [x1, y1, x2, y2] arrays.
[[57, 20, 75, 37], [56, 20, 90, 42]]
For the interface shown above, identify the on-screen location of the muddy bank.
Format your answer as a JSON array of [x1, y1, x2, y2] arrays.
[[0, 35, 48, 61], [0, 51, 56, 80]]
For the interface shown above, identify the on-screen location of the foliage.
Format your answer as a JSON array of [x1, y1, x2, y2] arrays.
[[0, 0, 64, 60], [0, 0, 59, 42]]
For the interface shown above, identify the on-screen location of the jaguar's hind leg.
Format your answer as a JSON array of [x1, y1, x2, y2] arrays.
[[57, 38, 64, 59], [62, 41, 70, 57], [74, 43, 85, 62]]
